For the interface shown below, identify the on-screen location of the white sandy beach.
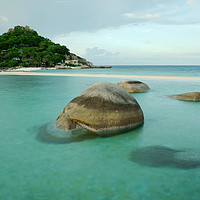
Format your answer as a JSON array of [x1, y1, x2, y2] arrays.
[[1, 71, 200, 80], [6, 67, 42, 72]]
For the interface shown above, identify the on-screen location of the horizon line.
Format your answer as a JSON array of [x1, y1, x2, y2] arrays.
[[99, 64, 200, 66]]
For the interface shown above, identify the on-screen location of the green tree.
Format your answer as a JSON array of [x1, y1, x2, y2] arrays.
[[0, 26, 71, 69]]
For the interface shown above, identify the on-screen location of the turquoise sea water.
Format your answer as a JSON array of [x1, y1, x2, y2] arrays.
[[0, 65, 200, 200], [36, 65, 200, 77]]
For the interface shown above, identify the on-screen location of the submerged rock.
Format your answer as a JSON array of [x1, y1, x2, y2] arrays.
[[56, 82, 144, 136], [131, 146, 200, 169], [117, 80, 150, 93], [169, 92, 200, 102]]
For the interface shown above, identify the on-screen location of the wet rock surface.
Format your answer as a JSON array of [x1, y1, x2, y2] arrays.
[[56, 82, 144, 136], [169, 92, 200, 102], [117, 79, 150, 93]]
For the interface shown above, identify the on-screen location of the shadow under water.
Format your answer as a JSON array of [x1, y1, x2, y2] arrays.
[[37, 121, 97, 144], [130, 146, 200, 169], [37, 121, 143, 144]]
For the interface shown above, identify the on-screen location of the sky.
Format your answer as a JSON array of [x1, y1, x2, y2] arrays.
[[1, 0, 200, 65]]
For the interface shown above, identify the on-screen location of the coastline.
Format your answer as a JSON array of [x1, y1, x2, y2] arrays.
[[1, 71, 200, 80], [0, 65, 111, 72]]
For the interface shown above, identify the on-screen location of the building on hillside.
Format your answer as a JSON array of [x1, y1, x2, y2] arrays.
[[65, 59, 79, 65], [13, 57, 21, 61]]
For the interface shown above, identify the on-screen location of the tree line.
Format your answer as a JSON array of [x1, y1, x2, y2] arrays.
[[0, 26, 70, 69]]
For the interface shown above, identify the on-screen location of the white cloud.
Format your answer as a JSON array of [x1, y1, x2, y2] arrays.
[[123, 13, 161, 19], [157, 4, 179, 10], [157, 4, 168, 8], [84, 47, 120, 64], [0, 16, 8, 22], [85, 47, 119, 57], [186, 0, 196, 6]]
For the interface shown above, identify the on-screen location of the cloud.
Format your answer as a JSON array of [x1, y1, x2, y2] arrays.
[[123, 13, 161, 19], [186, 0, 196, 6], [0, 16, 8, 22], [84, 47, 120, 64], [85, 47, 119, 57], [157, 4, 179, 10], [157, 4, 168, 8], [0, 0, 199, 37]]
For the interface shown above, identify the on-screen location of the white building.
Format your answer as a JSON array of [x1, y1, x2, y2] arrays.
[[65, 59, 79, 65]]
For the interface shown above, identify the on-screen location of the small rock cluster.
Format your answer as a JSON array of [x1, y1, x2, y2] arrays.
[[169, 92, 200, 102], [55, 79, 199, 139]]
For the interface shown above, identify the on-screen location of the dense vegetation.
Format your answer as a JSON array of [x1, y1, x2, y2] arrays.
[[0, 26, 70, 69]]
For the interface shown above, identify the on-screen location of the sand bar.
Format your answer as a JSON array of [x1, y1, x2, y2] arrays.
[[0, 71, 200, 81]]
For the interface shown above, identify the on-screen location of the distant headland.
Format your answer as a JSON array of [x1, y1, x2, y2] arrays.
[[0, 25, 111, 71]]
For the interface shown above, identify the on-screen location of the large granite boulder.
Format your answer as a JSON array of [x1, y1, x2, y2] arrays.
[[117, 80, 150, 93], [169, 92, 200, 102], [56, 82, 144, 136]]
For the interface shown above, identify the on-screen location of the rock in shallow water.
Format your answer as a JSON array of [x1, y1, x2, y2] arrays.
[[117, 79, 150, 93], [56, 82, 144, 136], [169, 92, 200, 102], [131, 146, 200, 169], [37, 122, 96, 144]]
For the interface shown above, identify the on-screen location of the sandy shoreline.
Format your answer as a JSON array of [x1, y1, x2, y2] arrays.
[[4, 67, 43, 72], [0, 71, 200, 80]]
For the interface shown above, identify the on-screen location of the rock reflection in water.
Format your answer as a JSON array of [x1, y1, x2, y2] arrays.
[[131, 146, 200, 169]]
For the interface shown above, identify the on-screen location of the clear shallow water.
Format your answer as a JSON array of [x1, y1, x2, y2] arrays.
[[0, 66, 200, 200]]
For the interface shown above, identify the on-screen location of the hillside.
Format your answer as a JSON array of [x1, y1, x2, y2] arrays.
[[0, 26, 93, 69]]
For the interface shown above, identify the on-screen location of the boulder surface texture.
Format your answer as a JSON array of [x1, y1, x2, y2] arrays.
[[56, 82, 144, 136], [117, 80, 150, 93], [169, 92, 200, 102]]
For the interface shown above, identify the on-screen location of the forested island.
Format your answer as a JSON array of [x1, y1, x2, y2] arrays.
[[0, 26, 107, 70]]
